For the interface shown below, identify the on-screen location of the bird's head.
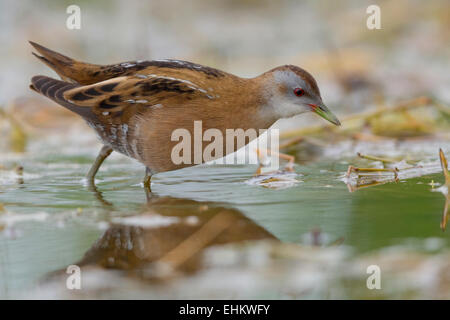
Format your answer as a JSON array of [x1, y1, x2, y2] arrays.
[[262, 65, 340, 126]]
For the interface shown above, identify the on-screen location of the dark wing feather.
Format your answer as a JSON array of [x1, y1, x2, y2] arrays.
[[63, 74, 210, 119]]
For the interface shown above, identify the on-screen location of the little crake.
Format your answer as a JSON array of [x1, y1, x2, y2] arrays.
[[29, 41, 340, 186]]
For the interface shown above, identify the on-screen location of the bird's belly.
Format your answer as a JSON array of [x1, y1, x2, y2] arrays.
[[135, 119, 267, 174], [86, 107, 271, 174], [86, 120, 142, 162]]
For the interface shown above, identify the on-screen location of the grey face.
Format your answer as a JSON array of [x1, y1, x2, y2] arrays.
[[271, 68, 341, 126]]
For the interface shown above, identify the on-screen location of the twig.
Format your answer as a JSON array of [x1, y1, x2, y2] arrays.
[[357, 152, 398, 164], [438, 148, 449, 231]]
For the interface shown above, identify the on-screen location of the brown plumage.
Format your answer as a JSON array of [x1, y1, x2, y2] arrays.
[[29, 41, 340, 185]]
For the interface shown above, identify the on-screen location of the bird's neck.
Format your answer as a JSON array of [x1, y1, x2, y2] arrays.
[[223, 79, 274, 132], [244, 71, 281, 127]]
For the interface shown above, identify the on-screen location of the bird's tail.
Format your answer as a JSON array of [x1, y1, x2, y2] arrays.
[[29, 75, 94, 119], [29, 41, 105, 85]]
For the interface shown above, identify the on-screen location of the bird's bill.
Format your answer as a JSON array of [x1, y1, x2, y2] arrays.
[[309, 103, 341, 126]]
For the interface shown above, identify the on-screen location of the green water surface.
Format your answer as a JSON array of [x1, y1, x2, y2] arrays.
[[0, 144, 448, 298]]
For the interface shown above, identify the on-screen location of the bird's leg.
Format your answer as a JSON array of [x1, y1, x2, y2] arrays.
[[254, 148, 295, 176], [255, 148, 265, 176], [277, 151, 295, 172], [143, 167, 152, 200], [86, 145, 113, 184], [143, 167, 152, 187]]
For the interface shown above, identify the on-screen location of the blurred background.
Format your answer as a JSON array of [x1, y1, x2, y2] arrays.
[[0, 0, 449, 299], [1, 0, 449, 121]]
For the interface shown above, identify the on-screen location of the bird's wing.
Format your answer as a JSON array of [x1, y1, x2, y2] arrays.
[[30, 41, 227, 85], [62, 74, 214, 118]]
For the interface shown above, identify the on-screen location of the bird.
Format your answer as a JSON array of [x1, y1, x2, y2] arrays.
[[29, 41, 340, 188]]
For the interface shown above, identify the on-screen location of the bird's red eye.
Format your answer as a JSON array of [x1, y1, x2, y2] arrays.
[[294, 88, 305, 97]]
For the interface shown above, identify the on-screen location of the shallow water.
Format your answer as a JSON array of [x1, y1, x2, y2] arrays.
[[0, 0, 448, 299], [0, 135, 448, 299]]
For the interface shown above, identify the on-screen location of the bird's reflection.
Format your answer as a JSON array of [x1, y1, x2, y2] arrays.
[[87, 183, 113, 207], [64, 194, 276, 280]]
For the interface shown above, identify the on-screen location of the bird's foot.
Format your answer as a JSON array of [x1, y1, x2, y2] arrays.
[[254, 148, 296, 176]]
